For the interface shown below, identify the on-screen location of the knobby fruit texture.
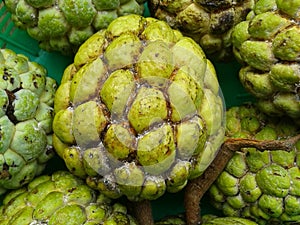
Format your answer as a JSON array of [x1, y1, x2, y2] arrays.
[[52, 14, 225, 202], [0, 170, 138, 225], [148, 0, 255, 61], [4, 0, 147, 55], [0, 49, 57, 194], [209, 104, 300, 225], [232, 0, 300, 121]]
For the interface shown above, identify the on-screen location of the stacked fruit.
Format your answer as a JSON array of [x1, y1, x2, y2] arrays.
[[0, 0, 299, 225], [148, 0, 255, 61], [209, 104, 300, 224], [51, 14, 225, 203], [155, 214, 259, 225], [4, 0, 147, 55], [231, 0, 300, 122], [0, 170, 138, 225], [0, 48, 57, 195]]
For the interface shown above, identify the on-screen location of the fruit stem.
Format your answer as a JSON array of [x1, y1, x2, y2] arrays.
[[184, 134, 300, 225], [128, 199, 155, 225]]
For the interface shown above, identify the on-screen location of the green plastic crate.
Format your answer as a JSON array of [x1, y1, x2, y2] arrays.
[[0, 1, 254, 221]]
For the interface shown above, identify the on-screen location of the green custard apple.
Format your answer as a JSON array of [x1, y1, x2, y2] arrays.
[[232, 0, 300, 122], [4, 0, 146, 55], [0, 48, 57, 195], [0, 170, 138, 225], [201, 215, 259, 225], [148, 0, 255, 61], [52, 14, 225, 202], [208, 104, 300, 225], [155, 214, 258, 225]]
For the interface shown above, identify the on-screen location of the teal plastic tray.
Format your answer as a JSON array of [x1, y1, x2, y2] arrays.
[[0, 1, 253, 221]]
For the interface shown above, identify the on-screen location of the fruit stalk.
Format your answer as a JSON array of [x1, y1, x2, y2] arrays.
[[127, 199, 155, 225], [184, 135, 300, 225]]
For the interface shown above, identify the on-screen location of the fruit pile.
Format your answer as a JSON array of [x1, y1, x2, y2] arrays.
[[4, 0, 147, 55], [209, 104, 300, 224], [52, 13, 225, 201], [0, 0, 299, 225]]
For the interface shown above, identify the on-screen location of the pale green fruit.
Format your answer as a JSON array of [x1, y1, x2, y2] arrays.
[[4, 0, 146, 55], [0, 49, 57, 194], [202, 214, 258, 225], [209, 104, 300, 225], [148, 0, 255, 61], [0, 170, 138, 225], [53, 14, 225, 201], [232, 0, 300, 122], [155, 214, 258, 225]]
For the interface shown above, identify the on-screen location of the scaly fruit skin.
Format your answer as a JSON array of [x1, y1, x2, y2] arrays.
[[202, 214, 258, 225], [4, 0, 146, 55], [52, 14, 225, 201], [232, 0, 300, 122], [155, 214, 258, 225], [0, 49, 57, 195], [148, 0, 255, 61], [0, 170, 138, 225], [209, 104, 300, 225]]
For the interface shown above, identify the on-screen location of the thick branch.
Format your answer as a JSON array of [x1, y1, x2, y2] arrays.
[[184, 134, 300, 225], [127, 199, 154, 225], [224, 135, 300, 152], [184, 144, 234, 225]]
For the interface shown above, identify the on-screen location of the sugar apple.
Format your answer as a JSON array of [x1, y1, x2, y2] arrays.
[[147, 0, 255, 61], [208, 104, 300, 225], [231, 0, 300, 122], [0, 48, 57, 195], [0, 170, 138, 225], [3, 0, 146, 55], [52, 14, 225, 202], [155, 214, 258, 225], [201, 215, 259, 225]]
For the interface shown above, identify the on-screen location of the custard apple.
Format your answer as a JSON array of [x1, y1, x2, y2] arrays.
[[0, 170, 138, 225], [208, 104, 300, 225], [155, 214, 258, 225], [0, 48, 57, 195], [232, 0, 300, 122], [4, 0, 146, 55], [201, 215, 259, 225], [148, 0, 255, 61], [52, 14, 225, 202]]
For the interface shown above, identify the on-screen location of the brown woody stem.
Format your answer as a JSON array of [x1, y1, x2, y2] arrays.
[[184, 134, 300, 225], [128, 199, 154, 225]]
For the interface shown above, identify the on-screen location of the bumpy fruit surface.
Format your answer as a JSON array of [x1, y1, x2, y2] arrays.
[[0, 49, 57, 194], [52, 14, 225, 201], [209, 104, 300, 225], [148, 0, 255, 61], [0, 170, 138, 225], [4, 0, 146, 55], [202, 215, 259, 225], [232, 0, 300, 121], [155, 214, 258, 225]]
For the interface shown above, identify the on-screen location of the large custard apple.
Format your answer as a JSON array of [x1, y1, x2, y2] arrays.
[[52, 14, 225, 202], [0, 49, 57, 194], [0, 170, 138, 225], [208, 104, 300, 225], [4, 0, 146, 55], [148, 0, 255, 61], [232, 0, 300, 122]]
